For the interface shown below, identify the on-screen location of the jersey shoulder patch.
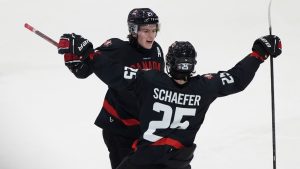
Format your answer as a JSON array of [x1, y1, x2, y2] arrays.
[[96, 38, 127, 51], [203, 73, 214, 80]]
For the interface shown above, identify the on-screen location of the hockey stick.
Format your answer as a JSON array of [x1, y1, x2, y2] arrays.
[[268, 0, 277, 169], [24, 23, 58, 48]]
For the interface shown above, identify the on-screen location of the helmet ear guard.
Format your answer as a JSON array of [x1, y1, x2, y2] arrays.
[[128, 22, 138, 37]]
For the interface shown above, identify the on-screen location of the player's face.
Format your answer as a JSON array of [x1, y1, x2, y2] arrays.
[[137, 24, 158, 49]]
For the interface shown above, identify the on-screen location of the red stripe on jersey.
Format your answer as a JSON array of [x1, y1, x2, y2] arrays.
[[131, 139, 139, 151], [122, 118, 140, 126], [131, 138, 184, 152], [103, 99, 140, 126], [151, 137, 184, 149]]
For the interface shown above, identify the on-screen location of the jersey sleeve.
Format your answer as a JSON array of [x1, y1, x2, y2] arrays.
[[200, 54, 262, 97]]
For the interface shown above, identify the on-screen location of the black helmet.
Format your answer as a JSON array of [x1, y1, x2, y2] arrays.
[[166, 41, 197, 80], [127, 8, 159, 37]]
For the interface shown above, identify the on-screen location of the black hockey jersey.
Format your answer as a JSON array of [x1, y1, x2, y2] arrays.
[[72, 38, 164, 138], [91, 53, 262, 165]]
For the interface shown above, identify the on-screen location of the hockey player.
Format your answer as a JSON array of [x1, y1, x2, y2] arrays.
[[57, 8, 165, 169], [58, 34, 282, 169]]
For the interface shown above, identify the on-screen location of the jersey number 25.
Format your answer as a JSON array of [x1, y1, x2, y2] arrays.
[[144, 102, 196, 142]]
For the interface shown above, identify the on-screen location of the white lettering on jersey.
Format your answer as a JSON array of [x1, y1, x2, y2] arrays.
[[153, 88, 201, 106], [220, 72, 234, 85], [157, 47, 162, 57], [124, 66, 138, 79], [144, 102, 196, 142], [144, 102, 172, 142]]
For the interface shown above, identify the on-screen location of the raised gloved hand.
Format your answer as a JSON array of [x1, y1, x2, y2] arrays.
[[58, 33, 94, 60], [252, 35, 282, 60]]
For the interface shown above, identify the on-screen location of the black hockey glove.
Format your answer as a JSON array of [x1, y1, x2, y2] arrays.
[[252, 35, 282, 60], [58, 33, 94, 60], [64, 53, 82, 70]]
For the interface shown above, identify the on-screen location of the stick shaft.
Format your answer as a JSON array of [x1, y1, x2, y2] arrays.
[[270, 57, 276, 169], [268, 0, 277, 169], [24, 23, 58, 47]]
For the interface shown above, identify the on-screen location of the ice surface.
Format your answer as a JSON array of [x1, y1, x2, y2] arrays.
[[1, 0, 299, 169]]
